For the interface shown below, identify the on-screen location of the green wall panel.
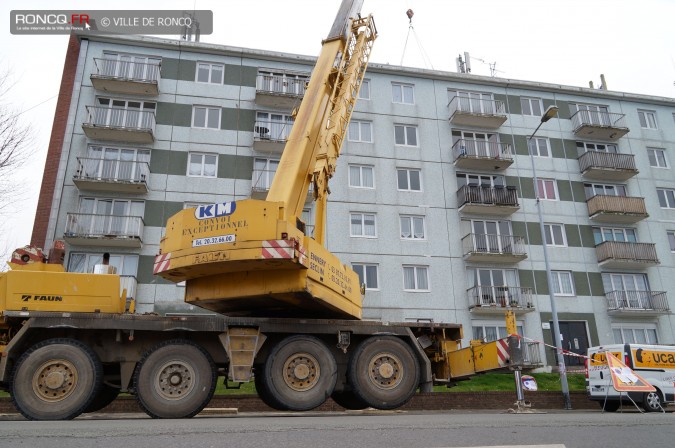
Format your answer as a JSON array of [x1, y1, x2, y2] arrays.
[[156, 103, 193, 127], [511, 221, 528, 244], [223, 64, 258, 87], [573, 271, 591, 296], [221, 108, 256, 131], [513, 135, 529, 156], [144, 200, 184, 227], [557, 179, 573, 202], [217, 154, 254, 180], [138, 255, 173, 284], [563, 139, 579, 159], [565, 224, 582, 247], [150, 149, 188, 176], [533, 270, 549, 295], [588, 272, 605, 296], [526, 222, 542, 246], [571, 181, 587, 203], [506, 95, 522, 115], [579, 225, 596, 248]]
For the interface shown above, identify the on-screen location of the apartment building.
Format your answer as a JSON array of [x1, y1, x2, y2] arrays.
[[32, 32, 675, 368]]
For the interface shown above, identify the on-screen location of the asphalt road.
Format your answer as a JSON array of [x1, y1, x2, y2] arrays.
[[1, 410, 673, 448]]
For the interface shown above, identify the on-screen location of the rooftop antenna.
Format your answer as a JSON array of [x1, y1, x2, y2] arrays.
[[457, 51, 503, 77], [180, 10, 201, 42], [589, 74, 608, 90], [400, 9, 434, 69]]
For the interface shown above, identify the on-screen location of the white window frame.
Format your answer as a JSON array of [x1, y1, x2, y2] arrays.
[[612, 325, 659, 344], [195, 62, 224, 84], [472, 321, 524, 342], [593, 226, 637, 245], [187, 152, 218, 178], [352, 263, 379, 290], [392, 82, 415, 104], [544, 223, 567, 247], [400, 215, 426, 240], [192, 105, 221, 129], [394, 124, 418, 147], [657, 188, 675, 209], [348, 120, 373, 143], [397, 168, 422, 191], [348, 164, 375, 189], [536, 178, 558, 200], [403, 265, 429, 292], [638, 109, 658, 129], [528, 137, 551, 157], [358, 79, 370, 100], [647, 148, 668, 168], [551, 271, 575, 296], [520, 97, 543, 117], [667, 231, 675, 252], [456, 173, 505, 188], [576, 141, 618, 153], [350, 212, 377, 238]]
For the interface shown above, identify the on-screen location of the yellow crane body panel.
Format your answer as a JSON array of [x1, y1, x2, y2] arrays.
[[447, 339, 505, 379]]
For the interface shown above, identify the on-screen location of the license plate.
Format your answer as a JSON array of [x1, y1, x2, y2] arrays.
[[192, 234, 235, 248]]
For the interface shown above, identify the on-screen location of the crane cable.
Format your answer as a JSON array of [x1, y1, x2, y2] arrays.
[[400, 9, 434, 70]]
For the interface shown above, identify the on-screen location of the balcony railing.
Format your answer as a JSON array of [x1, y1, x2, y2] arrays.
[[251, 169, 276, 193], [448, 96, 507, 128], [457, 185, 519, 215], [83, 106, 156, 143], [570, 110, 629, 140], [522, 341, 542, 366], [462, 233, 527, 262], [587, 195, 648, 223], [254, 119, 293, 142], [578, 151, 638, 180], [74, 158, 150, 192], [65, 213, 144, 247], [120, 275, 138, 299], [452, 139, 513, 170], [596, 241, 659, 267], [256, 73, 308, 96], [91, 58, 160, 96], [606, 290, 669, 313], [468, 286, 533, 310]]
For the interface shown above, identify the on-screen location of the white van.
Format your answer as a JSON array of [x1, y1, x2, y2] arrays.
[[586, 343, 675, 412]]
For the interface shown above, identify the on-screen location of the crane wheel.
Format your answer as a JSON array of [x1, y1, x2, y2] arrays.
[[84, 384, 119, 413], [347, 336, 420, 410], [331, 390, 369, 410], [254, 366, 287, 410], [134, 340, 216, 419], [261, 335, 337, 411], [10, 338, 103, 420]]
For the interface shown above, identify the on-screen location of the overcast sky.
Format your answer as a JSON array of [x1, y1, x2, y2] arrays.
[[1, 0, 674, 258]]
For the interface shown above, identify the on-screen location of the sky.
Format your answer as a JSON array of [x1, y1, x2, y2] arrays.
[[0, 0, 674, 258]]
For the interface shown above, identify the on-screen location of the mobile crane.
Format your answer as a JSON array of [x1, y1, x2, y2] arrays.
[[0, 0, 523, 420]]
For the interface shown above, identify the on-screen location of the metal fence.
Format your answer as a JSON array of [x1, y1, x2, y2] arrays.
[[605, 290, 669, 312], [467, 285, 533, 308], [75, 158, 149, 183], [85, 106, 156, 132], [457, 185, 519, 207], [254, 119, 294, 141], [578, 151, 636, 172], [256, 73, 308, 96], [596, 241, 659, 264], [452, 139, 513, 161], [571, 110, 627, 131], [448, 96, 506, 116], [461, 233, 526, 256], [65, 213, 144, 239], [587, 195, 647, 216], [93, 58, 160, 83]]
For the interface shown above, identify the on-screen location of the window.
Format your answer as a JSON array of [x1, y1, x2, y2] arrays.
[[68, 252, 139, 276], [100, 53, 161, 81], [257, 70, 308, 95], [536, 178, 558, 200], [358, 79, 370, 100], [584, 182, 626, 199], [192, 106, 221, 129], [520, 97, 542, 117], [400, 215, 425, 240], [454, 91, 496, 114], [196, 62, 224, 84], [93, 98, 156, 129], [668, 231, 675, 252], [352, 263, 378, 290], [348, 164, 374, 188], [397, 168, 422, 191], [350, 213, 376, 238], [576, 141, 618, 154], [473, 322, 524, 342], [638, 110, 658, 129], [255, 111, 294, 141], [394, 124, 417, 146], [452, 130, 500, 158], [188, 153, 217, 177], [657, 188, 675, 208], [602, 273, 650, 308], [544, 223, 566, 246], [403, 265, 429, 291], [392, 83, 414, 104], [551, 271, 575, 296], [647, 148, 668, 168], [466, 268, 520, 306], [570, 103, 610, 125], [348, 120, 372, 142], [528, 137, 551, 157], [593, 227, 637, 245], [253, 158, 279, 190], [83, 145, 150, 182], [613, 326, 658, 344], [302, 208, 315, 237], [75, 198, 144, 236], [456, 173, 504, 188]]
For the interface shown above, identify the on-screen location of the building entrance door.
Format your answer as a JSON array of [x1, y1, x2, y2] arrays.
[[551, 321, 589, 367]]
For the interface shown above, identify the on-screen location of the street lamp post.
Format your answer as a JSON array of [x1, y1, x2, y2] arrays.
[[528, 105, 572, 410]]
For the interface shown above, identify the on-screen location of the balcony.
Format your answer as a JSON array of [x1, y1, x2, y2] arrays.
[[255, 72, 308, 109], [596, 241, 659, 268], [90, 58, 160, 96], [461, 233, 527, 263], [578, 151, 638, 180], [468, 286, 534, 314], [253, 119, 293, 153], [73, 158, 150, 193], [82, 106, 156, 143], [606, 290, 670, 316], [457, 185, 519, 216], [64, 213, 144, 248], [452, 139, 513, 170], [120, 275, 138, 300], [587, 195, 648, 223], [571, 110, 629, 141], [448, 96, 507, 129]]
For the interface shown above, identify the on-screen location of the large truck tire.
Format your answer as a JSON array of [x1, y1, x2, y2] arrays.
[[134, 340, 216, 419], [331, 390, 369, 410], [254, 367, 286, 410], [10, 338, 103, 420], [348, 336, 420, 410], [84, 384, 119, 413], [261, 335, 337, 411]]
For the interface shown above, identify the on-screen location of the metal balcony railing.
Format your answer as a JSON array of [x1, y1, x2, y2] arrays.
[[571, 110, 627, 131], [522, 341, 542, 366], [462, 233, 526, 256], [256, 73, 308, 96], [84, 106, 156, 132], [254, 119, 294, 142], [75, 158, 150, 183], [578, 151, 637, 173], [587, 195, 647, 216], [448, 96, 506, 117], [452, 139, 513, 161], [457, 185, 519, 207], [605, 290, 669, 312], [467, 285, 533, 308], [120, 275, 138, 299], [596, 241, 659, 265], [92, 58, 161, 83], [65, 213, 144, 239], [251, 169, 276, 193]]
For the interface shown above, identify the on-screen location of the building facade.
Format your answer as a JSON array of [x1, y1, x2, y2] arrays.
[[33, 33, 675, 369]]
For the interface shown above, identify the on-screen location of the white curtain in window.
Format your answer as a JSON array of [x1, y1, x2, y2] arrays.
[[403, 267, 415, 289], [416, 267, 428, 290], [351, 214, 362, 236], [362, 167, 373, 187], [363, 215, 375, 237]]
